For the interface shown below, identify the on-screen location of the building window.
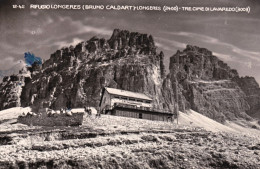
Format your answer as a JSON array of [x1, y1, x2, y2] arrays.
[[139, 113, 143, 119], [129, 98, 135, 101], [122, 97, 127, 100], [145, 100, 151, 103], [137, 100, 143, 102]]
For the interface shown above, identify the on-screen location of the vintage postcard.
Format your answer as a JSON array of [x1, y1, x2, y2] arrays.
[[0, 0, 259, 168]]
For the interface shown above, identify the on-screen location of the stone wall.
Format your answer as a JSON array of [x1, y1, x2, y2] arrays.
[[17, 112, 84, 126]]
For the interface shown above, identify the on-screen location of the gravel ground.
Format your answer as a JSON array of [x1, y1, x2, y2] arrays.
[[0, 115, 259, 169]]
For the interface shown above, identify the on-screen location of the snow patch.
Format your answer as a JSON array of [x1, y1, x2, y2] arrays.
[[71, 107, 97, 114], [151, 65, 160, 85], [179, 109, 260, 135], [0, 107, 31, 120], [189, 79, 230, 84], [178, 109, 236, 132], [98, 63, 110, 67]]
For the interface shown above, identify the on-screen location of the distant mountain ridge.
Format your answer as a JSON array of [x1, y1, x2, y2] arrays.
[[0, 29, 259, 122]]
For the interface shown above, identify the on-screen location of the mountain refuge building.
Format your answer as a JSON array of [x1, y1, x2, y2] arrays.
[[99, 87, 174, 121]]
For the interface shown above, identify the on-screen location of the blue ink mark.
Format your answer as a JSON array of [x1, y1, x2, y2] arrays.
[[24, 52, 42, 66]]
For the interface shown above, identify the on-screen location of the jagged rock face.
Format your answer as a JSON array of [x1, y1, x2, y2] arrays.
[[170, 45, 239, 81], [0, 67, 30, 110], [20, 29, 169, 112], [234, 76, 260, 118], [0, 75, 25, 110], [183, 80, 250, 122], [168, 45, 253, 122], [108, 29, 156, 55]]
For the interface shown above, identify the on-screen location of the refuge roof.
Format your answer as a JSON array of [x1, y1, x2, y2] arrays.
[[105, 87, 152, 101]]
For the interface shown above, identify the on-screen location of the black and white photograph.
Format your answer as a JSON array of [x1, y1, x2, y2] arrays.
[[0, 0, 260, 168]]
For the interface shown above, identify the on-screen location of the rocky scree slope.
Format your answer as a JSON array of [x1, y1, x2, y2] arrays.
[[0, 29, 260, 122]]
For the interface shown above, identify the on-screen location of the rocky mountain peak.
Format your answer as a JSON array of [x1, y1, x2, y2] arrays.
[[46, 29, 158, 68], [170, 44, 239, 81], [184, 45, 212, 56], [166, 45, 260, 122], [108, 29, 156, 55], [86, 36, 110, 53], [16, 29, 167, 113]]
